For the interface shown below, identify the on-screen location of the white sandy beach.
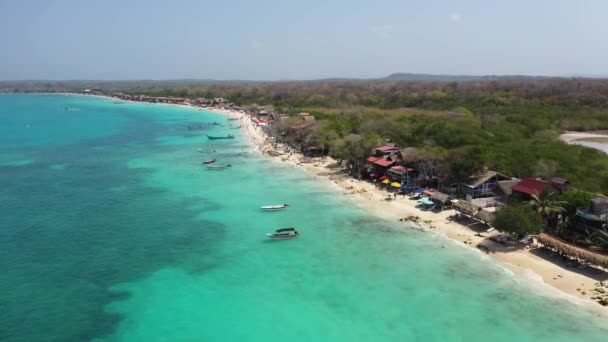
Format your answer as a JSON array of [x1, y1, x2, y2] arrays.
[[560, 131, 608, 143], [210, 108, 608, 313]]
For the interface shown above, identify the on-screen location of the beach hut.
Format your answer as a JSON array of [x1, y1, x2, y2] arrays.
[[430, 191, 451, 211], [511, 177, 552, 200], [474, 209, 496, 225], [576, 194, 608, 231], [459, 168, 512, 201], [387, 165, 413, 183], [453, 200, 482, 217], [372, 144, 400, 157], [494, 179, 521, 203], [370, 155, 397, 174], [550, 177, 570, 193]]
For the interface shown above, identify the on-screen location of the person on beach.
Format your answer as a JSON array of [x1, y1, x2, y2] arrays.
[[393, 192, 397, 199]]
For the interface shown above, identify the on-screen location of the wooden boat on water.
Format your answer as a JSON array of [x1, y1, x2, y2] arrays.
[[206, 163, 231, 170], [202, 158, 216, 164], [197, 148, 216, 153], [260, 204, 289, 211], [206, 134, 235, 140], [266, 227, 299, 239]]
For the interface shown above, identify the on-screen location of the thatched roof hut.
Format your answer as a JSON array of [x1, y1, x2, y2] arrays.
[[591, 195, 608, 217], [430, 191, 450, 204], [538, 233, 608, 269], [453, 200, 481, 216], [496, 179, 520, 197], [474, 209, 496, 224]]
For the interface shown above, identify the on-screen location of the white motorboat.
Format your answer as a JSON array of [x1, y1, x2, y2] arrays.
[[260, 204, 289, 211]]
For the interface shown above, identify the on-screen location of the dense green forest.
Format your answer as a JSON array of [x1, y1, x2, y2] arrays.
[[4, 78, 608, 193]]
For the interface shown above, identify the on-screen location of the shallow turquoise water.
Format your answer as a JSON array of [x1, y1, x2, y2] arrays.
[[1, 94, 607, 342]]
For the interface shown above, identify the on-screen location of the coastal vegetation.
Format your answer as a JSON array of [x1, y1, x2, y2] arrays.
[[493, 203, 544, 237]]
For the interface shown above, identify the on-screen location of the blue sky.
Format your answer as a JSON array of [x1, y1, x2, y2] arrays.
[[1, 0, 607, 80]]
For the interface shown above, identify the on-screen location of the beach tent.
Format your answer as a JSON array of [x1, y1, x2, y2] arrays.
[[382, 179, 390, 184], [412, 188, 423, 194], [391, 182, 401, 187], [418, 198, 434, 206]]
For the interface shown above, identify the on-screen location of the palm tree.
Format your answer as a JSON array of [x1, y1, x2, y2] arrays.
[[529, 191, 567, 230], [584, 228, 608, 251]]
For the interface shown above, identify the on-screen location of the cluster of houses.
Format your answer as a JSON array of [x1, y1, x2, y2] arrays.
[[108, 93, 238, 109], [364, 142, 608, 231], [81, 90, 241, 110]]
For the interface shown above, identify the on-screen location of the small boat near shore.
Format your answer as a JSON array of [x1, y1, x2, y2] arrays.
[[261, 204, 289, 211], [206, 134, 235, 140], [206, 163, 231, 170], [203, 158, 216, 164], [197, 148, 216, 153], [266, 227, 299, 239]]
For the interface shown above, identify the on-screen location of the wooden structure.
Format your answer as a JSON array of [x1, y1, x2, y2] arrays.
[[474, 209, 496, 225], [550, 177, 570, 193], [387, 165, 414, 183], [511, 177, 552, 200], [453, 200, 482, 217], [430, 191, 451, 210], [494, 179, 521, 202], [367, 155, 397, 173], [576, 194, 608, 231], [372, 144, 400, 156], [441, 168, 512, 201], [538, 233, 608, 269], [461, 169, 512, 200]]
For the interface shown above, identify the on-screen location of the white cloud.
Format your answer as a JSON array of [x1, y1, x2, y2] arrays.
[[450, 13, 462, 23], [250, 39, 263, 49], [371, 25, 393, 40]]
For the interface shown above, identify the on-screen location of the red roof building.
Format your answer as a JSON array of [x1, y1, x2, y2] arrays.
[[373, 145, 400, 156], [512, 178, 551, 196], [373, 158, 396, 168], [389, 166, 408, 173]]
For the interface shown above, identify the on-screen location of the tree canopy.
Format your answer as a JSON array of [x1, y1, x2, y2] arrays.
[[493, 204, 544, 237]]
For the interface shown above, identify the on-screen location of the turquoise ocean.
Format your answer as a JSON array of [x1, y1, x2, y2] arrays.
[[1, 94, 607, 342]]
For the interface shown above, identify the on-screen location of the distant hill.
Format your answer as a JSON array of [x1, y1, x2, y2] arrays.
[[381, 73, 558, 82]]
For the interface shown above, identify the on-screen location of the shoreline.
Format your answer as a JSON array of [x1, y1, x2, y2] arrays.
[[560, 131, 608, 154], [215, 108, 608, 315], [56, 93, 608, 314]]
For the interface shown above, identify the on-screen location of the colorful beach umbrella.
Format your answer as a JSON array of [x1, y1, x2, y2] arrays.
[[382, 179, 390, 184], [370, 173, 377, 178], [400, 184, 410, 190], [391, 182, 401, 187], [379, 175, 388, 181]]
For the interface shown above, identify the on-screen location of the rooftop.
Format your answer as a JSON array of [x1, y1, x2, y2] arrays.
[[511, 178, 551, 196]]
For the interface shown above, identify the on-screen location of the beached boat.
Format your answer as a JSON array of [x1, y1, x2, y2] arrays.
[[206, 163, 231, 170], [260, 204, 289, 211], [206, 134, 235, 140], [202, 158, 216, 164], [266, 227, 299, 239]]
